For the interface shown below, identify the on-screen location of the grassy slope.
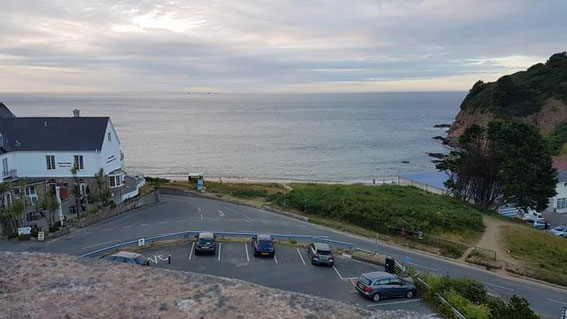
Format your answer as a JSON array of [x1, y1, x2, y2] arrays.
[[276, 184, 484, 239], [501, 224, 567, 286]]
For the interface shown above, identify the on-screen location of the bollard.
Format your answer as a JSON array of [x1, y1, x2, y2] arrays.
[[168, 255, 171, 264]]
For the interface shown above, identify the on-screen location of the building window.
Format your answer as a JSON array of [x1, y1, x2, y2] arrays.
[[557, 198, 567, 210], [2, 158, 7, 176], [109, 174, 123, 188], [74, 155, 84, 170], [109, 176, 116, 187], [108, 132, 112, 142], [46, 155, 55, 170]]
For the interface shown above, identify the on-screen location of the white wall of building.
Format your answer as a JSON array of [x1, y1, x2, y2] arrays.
[[0, 120, 123, 180], [550, 182, 567, 213]]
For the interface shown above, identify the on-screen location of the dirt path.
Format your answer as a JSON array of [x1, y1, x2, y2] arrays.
[[462, 215, 518, 268]]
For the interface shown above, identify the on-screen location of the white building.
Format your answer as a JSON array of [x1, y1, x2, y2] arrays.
[[550, 158, 567, 214], [0, 104, 138, 207]]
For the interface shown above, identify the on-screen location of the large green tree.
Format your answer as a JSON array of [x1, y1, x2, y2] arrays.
[[439, 121, 557, 211]]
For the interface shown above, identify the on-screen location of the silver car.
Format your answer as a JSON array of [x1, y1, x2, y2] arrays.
[[355, 271, 416, 302]]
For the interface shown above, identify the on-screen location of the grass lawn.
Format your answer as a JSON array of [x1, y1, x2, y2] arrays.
[[501, 224, 567, 286]]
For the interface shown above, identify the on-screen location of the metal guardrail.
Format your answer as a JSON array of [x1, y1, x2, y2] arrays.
[[415, 277, 467, 319], [80, 230, 349, 258]]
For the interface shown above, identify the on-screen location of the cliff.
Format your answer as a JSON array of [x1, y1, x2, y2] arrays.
[[446, 52, 567, 146], [0, 252, 424, 319]]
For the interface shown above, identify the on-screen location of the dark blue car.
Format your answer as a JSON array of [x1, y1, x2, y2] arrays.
[[252, 234, 275, 257]]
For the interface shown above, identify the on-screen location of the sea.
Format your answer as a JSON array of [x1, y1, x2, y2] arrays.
[[0, 92, 464, 183]]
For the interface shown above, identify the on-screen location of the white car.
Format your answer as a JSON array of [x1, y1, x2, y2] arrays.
[[550, 225, 567, 237], [521, 210, 544, 222]]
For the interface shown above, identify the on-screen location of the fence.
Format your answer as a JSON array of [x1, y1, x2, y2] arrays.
[[386, 226, 496, 260]]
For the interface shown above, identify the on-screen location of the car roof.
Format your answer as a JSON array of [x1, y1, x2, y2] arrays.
[[313, 243, 331, 251], [109, 251, 142, 258], [362, 271, 396, 280], [257, 234, 272, 241], [199, 232, 215, 239]]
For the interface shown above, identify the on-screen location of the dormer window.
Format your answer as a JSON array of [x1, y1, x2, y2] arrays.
[[108, 132, 112, 142]]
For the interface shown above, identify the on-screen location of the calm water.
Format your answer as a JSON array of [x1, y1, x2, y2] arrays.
[[0, 92, 464, 182]]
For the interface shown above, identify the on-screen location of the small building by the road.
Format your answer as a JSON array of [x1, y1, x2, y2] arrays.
[[549, 157, 567, 214], [396, 171, 449, 195]]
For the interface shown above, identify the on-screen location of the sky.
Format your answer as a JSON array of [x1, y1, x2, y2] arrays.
[[0, 0, 566, 93]]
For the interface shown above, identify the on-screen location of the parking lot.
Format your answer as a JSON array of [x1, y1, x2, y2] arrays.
[[139, 241, 437, 315]]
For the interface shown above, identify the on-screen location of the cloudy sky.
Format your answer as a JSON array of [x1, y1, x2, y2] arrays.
[[0, 0, 566, 93]]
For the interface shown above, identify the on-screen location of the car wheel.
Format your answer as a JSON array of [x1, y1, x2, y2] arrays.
[[406, 290, 415, 299], [311, 260, 316, 265], [372, 293, 381, 302]]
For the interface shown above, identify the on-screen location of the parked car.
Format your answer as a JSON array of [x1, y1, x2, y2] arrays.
[[252, 234, 275, 257], [550, 225, 567, 237], [308, 242, 334, 266], [532, 219, 546, 230], [355, 271, 416, 302], [520, 210, 544, 222], [101, 251, 150, 266], [195, 232, 216, 255]]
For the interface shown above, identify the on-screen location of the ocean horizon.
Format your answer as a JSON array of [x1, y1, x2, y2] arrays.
[[0, 91, 464, 183]]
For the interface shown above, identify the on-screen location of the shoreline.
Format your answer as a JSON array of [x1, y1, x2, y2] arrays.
[[152, 174, 397, 185]]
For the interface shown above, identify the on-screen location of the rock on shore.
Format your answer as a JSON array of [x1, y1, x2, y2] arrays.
[[0, 252, 426, 319]]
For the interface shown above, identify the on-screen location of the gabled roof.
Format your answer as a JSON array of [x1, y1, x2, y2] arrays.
[[0, 117, 109, 152], [0, 103, 15, 118]]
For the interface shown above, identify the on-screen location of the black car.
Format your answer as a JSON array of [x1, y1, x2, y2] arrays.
[[355, 271, 416, 302], [101, 251, 150, 266], [308, 242, 334, 266], [195, 232, 216, 255], [252, 234, 275, 257]]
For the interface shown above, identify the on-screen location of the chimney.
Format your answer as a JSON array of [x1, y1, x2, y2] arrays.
[[44, 121, 48, 128], [73, 109, 80, 117]]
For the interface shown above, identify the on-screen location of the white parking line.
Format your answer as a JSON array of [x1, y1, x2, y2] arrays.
[[197, 206, 202, 219], [296, 248, 306, 265], [366, 299, 423, 307], [177, 220, 186, 223], [332, 265, 344, 280], [218, 242, 222, 261], [222, 205, 253, 221], [274, 254, 278, 264], [245, 243, 250, 262], [121, 226, 132, 229], [547, 298, 567, 306], [485, 282, 514, 291], [158, 221, 168, 224], [140, 223, 150, 226], [217, 210, 225, 217], [189, 242, 195, 260]]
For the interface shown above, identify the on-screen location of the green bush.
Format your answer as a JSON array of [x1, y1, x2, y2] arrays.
[[445, 289, 489, 319], [272, 184, 484, 236], [487, 295, 538, 319], [230, 189, 268, 198], [89, 208, 99, 215], [145, 176, 171, 186], [17, 234, 31, 241]]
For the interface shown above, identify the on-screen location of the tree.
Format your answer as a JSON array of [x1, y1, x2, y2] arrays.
[[439, 121, 557, 211], [488, 295, 538, 319], [437, 124, 501, 208], [0, 198, 26, 236], [94, 168, 111, 205], [37, 189, 59, 229], [488, 121, 557, 212]]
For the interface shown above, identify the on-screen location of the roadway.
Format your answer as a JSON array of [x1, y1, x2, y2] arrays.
[[8, 194, 567, 318]]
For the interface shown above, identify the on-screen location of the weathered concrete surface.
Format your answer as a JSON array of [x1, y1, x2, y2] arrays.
[[0, 252, 425, 319]]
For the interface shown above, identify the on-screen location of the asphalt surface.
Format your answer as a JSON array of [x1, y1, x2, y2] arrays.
[[140, 242, 434, 314], [3, 194, 567, 318]]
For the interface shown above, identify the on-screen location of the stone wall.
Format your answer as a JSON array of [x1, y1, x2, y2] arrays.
[[71, 190, 159, 228]]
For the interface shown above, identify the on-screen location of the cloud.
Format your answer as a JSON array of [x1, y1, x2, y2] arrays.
[[0, 0, 565, 92]]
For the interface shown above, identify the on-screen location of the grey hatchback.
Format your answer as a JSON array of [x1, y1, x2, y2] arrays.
[[101, 251, 150, 266], [355, 271, 416, 302]]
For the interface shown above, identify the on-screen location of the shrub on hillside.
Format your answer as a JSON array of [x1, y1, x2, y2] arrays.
[[487, 295, 538, 319], [272, 184, 484, 236]]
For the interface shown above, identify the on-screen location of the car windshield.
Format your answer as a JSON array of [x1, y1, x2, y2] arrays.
[[554, 226, 566, 230], [258, 240, 273, 247], [199, 238, 214, 244], [317, 250, 332, 255], [359, 275, 372, 285], [135, 256, 148, 264]]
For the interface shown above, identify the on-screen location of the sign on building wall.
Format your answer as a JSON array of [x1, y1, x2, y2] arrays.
[[17, 227, 31, 236]]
